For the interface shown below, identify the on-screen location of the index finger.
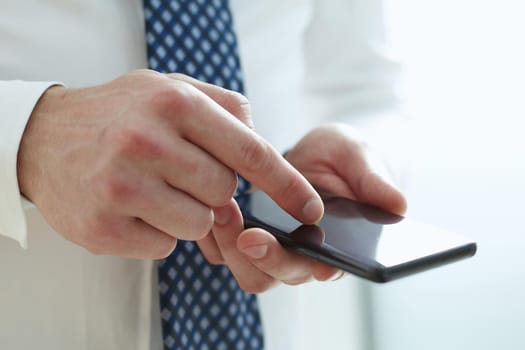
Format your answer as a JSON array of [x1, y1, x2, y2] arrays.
[[170, 82, 323, 224]]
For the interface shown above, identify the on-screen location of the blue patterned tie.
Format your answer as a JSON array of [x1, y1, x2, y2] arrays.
[[143, 1, 264, 349]]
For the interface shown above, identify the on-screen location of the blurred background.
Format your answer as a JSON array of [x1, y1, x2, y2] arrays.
[[367, 1, 525, 349], [236, 0, 525, 348]]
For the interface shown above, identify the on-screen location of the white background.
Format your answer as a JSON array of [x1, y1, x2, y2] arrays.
[[235, 1, 525, 348], [368, 1, 525, 349]]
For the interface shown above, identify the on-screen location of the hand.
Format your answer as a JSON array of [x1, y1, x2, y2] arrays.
[[17, 70, 323, 259], [284, 123, 407, 215], [200, 198, 342, 293], [205, 123, 406, 293]]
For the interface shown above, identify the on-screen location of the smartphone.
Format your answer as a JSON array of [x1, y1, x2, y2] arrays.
[[239, 191, 477, 283]]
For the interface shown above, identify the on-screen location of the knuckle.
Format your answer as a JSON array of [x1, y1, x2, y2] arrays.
[[227, 90, 249, 106], [151, 236, 178, 259], [110, 126, 165, 159], [166, 72, 186, 80], [207, 170, 238, 207], [149, 80, 196, 118], [183, 209, 214, 240], [220, 171, 239, 200], [224, 91, 251, 120], [97, 175, 138, 207], [240, 136, 272, 174], [177, 154, 201, 176], [173, 156, 237, 207], [126, 68, 162, 81], [278, 174, 304, 201]]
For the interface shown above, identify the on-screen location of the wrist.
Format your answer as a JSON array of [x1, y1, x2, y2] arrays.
[[17, 85, 67, 203]]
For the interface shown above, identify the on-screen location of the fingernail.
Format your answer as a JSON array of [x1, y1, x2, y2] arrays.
[[241, 244, 268, 259], [213, 206, 232, 226], [302, 198, 324, 223], [329, 270, 346, 282]]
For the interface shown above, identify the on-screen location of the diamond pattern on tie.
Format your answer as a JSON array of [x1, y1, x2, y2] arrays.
[[158, 241, 263, 350], [145, 0, 244, 92], [143, 1, 262, 349]]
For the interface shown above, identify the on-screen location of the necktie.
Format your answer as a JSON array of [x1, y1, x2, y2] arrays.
[[143, 1, 264, 349]]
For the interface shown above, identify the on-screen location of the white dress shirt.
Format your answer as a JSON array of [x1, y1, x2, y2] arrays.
[[0, 1, 401, 349]]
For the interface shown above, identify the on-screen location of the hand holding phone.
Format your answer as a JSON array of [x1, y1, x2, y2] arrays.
[[241, 191, 477, 283]]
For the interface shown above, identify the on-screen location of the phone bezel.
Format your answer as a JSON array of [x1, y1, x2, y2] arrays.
[[241, 193, 477, 283]]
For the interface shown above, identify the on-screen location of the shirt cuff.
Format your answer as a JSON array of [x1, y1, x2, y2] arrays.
[[0, 81, 61, 248]]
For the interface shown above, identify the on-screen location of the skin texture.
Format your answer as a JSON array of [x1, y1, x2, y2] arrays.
[[17, 69, 406, 293], [210, 124, 407, 292]]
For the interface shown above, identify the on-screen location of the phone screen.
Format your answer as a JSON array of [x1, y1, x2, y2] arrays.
[[240, 191, 477, 282]]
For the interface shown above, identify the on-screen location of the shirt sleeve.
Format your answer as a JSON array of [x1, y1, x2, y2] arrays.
[[0, 81, 61, 248], [303, 0, 411, 184], [304, 0, 401, 116]]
